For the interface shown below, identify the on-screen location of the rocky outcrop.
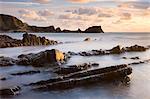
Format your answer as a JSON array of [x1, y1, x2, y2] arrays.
[[84, 26, 104, 33], [0, 33, 58, 48], [0, 14, 26, 32], [0, 35, 23, 48], [0, 56, 16, 66], [0, 86, 21, 96], [22, 33, 58, 46], [29, 64, 132, 90], [0, 14, 104, 33], [17, 49, 68, 67], [70, 45, 149, 56]]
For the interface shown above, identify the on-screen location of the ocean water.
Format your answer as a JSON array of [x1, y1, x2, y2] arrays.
[[0, 32, 150, 99]]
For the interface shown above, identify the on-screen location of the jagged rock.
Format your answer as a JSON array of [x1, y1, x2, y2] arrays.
[[22, 33, 58, 46], [0, 33, 58, 48], [11, 70, 40, 76], [84, 38, 91, 41], [84, 26, 104, 33], [0, 35, 22, 48], [0, 86, 21, 96], [0, 56, 16, 66], [17, 49, 68, 67]]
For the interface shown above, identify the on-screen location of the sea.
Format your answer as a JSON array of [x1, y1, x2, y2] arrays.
[[0, 32, 150, 99]]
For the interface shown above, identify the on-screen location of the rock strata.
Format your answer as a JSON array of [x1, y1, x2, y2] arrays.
[[29, 64, 132, 90]]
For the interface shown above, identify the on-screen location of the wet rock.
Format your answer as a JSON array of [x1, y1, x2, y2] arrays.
[[0, 33, 58, 48], [84, 38, 91, 41], [0, 56, 16, 66], [0, 86, 21, 96], [0, 35, 22, 48], [22, 33, 58, 46], [54, 63, 97, 75], [109, 45, 123, 54], [125, 45, 148, 52], [35, 66, 132, 90], [29, 64, 132, 90], [130, 57, 140, 60], [11, 70, 40, 76], [0, 77, 6, 81], [74, 45, 148, 57], [17, 49, 68, 67], [122, 56, 140, 60]]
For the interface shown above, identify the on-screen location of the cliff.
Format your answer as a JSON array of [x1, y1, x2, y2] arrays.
[[0, 14, 104, 33]]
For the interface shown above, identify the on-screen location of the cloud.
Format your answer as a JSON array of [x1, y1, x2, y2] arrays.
[[120, 13, 132, 20], [118, 1, 150, 9], [0, 0, 51, 4], [19, 9, 47, 21], [67, 7, 98, 16], [32, 0, 50, 4], [38, 9, 54, 16], [66, 0, 95, 3], [98, 13, 112, 18]]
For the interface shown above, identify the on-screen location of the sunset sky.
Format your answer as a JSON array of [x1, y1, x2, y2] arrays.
[[0, 0, 150, 32]]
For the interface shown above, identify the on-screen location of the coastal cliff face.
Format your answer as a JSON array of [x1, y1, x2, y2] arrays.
[[0, 14, 104, 33]]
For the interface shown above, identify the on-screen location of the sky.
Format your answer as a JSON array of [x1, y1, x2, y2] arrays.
[[0, 0, 150, 32]]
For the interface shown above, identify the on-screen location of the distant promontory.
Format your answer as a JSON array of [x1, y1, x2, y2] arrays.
[[0, 14, 104, 33]]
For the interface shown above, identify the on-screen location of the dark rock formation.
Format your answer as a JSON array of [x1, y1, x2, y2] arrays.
[[0, 56, 16, 66], [17, 49, 68, 67], [84, 37, 91, 41], [0, 14, 26, 32], [0, 33, 58, 48], [84, 26, 104, 33], [11, 70, 40, 76], [0, 14, 104, 33], [72, 45, 148, 57], [22, 33, 58, 46], [54, 63, 98, 75], [0, 35, 22, 48], [31, 64, 132, 90], [0, 86, 21, 96], [55, 27, 61, 32]]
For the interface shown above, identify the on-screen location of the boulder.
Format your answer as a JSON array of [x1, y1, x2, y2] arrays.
[[0, 56, 16, 66], [109, 45, 123, 54], [17, 49, 68, 67], [84, 38, 91, 41], [0, 86, 21, 96]]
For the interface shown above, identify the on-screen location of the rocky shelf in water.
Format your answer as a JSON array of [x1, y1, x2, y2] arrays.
[[0, 33, 58, 48], [68, 45, 149, 56]]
